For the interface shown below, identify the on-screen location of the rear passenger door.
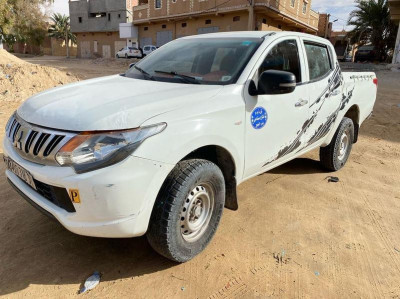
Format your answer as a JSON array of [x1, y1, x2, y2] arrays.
[[300, 40, 343, 147]]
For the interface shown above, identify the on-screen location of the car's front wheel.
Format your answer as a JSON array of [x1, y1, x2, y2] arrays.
[[320, 117, 355, 171], [147, 159, 225, 262]]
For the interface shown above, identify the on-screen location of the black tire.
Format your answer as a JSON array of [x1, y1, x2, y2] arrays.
[[147, 159, 225, 263], [320, 117, 355, 171], [116, 54, 119, 59], [125, 54, 128, 59]]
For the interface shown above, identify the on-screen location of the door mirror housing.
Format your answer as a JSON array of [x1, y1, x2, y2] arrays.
[[250, 70, 296, 96], [129, 63, 136, 69]]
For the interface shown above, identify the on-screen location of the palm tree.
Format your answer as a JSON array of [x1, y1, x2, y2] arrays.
[[48, 13, 76, 58], [348, 0, 398, 61]]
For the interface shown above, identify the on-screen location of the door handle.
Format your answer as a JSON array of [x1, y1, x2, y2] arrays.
[[295, 99, 308, 107]]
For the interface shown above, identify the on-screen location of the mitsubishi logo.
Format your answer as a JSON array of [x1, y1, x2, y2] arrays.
[[16, 130, 24, 150]]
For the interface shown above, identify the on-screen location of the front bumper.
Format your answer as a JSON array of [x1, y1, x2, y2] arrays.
[[3, 138, 174, 238]]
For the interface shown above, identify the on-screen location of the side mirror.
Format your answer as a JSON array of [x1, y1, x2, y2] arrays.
[[250, 70, 296, 96], [129, 63, 136, 69]]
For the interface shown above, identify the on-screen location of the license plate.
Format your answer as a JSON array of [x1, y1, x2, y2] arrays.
[[3, 156, 36, 190]]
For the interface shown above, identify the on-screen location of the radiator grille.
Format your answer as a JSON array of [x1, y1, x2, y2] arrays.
[[5, 114, 76, 166]]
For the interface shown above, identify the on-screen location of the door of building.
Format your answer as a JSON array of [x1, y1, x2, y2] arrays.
[[115, 41, 126, 57], [140, 37, 152, 48], [156, 31, 173, 47], [102, 45, 111, 58], [80, 41, 91, 58]]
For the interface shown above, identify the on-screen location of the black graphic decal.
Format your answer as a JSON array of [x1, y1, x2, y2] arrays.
[[262, 64, 354, 168]]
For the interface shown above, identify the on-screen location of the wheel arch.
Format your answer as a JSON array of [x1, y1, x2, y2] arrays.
[[181, 145, 238, 211], [344, 104, 360, 143]]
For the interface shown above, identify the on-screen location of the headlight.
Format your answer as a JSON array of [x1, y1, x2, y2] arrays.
[[55, 123, 166, 173]]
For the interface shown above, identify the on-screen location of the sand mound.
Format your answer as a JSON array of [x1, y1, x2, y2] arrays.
[[0, 50, 79, 102]]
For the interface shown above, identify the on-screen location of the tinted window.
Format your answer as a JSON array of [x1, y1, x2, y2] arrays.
[[126, 38, 262, 85], [304, 42, 331, 80], [259, 39, 302, 83]]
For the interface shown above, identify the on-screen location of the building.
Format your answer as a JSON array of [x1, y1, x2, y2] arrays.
[[69, 0, 135, 58], [132, 0, 320, 47], [317, 13, 332, 39], [389, 0, 400, 64]]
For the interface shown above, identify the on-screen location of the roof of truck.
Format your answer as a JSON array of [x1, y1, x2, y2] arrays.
[[181, 31, 327, 42]]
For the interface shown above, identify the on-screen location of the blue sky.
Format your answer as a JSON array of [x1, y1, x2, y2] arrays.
[[51, 0, 356, 31]]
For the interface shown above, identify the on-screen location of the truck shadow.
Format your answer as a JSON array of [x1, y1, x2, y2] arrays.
[[0, 154, 176, 295], [268, 158, 324, 175]]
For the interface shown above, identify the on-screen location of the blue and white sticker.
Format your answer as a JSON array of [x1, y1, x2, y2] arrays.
[[251, 107, 268, 129]]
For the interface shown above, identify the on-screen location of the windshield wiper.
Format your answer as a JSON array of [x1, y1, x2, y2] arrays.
[[134, 65, 155, 81], [154, 70, 201, 84]]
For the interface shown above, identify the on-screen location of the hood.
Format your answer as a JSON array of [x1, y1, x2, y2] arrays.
[[18, 75, 223, 131]]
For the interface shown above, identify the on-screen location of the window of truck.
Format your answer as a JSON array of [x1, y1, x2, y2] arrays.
[[126, 38, 263, 85], [304, 42, 332, 81]]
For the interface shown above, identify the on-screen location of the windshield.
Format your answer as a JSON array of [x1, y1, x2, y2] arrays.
[[125, 37, 263, 85]]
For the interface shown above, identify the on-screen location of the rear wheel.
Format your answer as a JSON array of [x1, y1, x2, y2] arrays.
[[147, 159, 225, 262], [320, 117, 354, 171], [125, 53, 128, 59]]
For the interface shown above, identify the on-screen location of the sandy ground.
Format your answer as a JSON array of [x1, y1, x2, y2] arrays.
[[0, 56, 399, 298]]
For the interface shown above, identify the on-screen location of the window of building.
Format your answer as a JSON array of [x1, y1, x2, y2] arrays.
[[290, 0, 295, 7], [233, 16, 240, 22], [94, 41, 98, 53], [162, 24, 166, 28], [302, 1, 307, 13], [205, 19, 211, 24], [89, 12, 106, 18], [262, 18, 267, 24], [259, 39, 302, 82], [78, 17, 82, 23], [108, 13, 111, 21], [155, 0, 161, 8], [118, 14, 121, 18], [304, 42, 332, 80], [144, 26, 148, 31], [182, 22, 187, 28], [278, 24, 282, 29]]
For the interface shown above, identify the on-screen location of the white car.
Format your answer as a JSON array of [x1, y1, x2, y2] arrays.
[[3, 32, 377, 262], [142, 45, 157, 56], [116, 46, 142, 59]]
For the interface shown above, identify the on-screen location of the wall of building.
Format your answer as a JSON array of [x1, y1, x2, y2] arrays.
[[75, 31, 126, 58], [70, 0, 130, 33], [137, 12, 249, 46]]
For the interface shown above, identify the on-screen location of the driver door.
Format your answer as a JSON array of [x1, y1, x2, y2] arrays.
[[243, 37, 310, 178]]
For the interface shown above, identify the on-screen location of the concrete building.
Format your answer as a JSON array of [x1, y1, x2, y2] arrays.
[[69, 0, 136, 58], [132, 0, 320, 47], [389, 0, 400, 64], [317, 13, 332, 39]]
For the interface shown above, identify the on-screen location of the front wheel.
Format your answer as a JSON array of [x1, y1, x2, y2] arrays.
[[320, 117, 355, 171], [147, 159, 225, 263]]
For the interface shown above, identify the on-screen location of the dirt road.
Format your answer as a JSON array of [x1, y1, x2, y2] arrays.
[[0, 57, 399, 298]]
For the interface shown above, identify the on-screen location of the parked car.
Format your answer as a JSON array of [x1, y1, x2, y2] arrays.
[[116, 46, 142, 59], [142, 45, 157, 56], [3, 32, 377, 263], [354, 45, 376, 62]]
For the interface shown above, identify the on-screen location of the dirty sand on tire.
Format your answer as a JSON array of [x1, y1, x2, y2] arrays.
[[0, 55, 399, 298]]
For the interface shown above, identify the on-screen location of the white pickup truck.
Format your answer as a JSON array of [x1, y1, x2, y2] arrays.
[[3, 32, 377, 262]]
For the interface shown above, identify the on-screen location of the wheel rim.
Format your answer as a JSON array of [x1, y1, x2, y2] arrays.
[[180, 183, 214, 243], [338, 128, 351, 161]]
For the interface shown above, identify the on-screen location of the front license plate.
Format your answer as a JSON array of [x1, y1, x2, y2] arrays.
[[3, 156, 36, 190]]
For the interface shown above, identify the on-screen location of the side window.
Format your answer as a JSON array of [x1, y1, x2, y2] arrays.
[[304, 42, 331, 81], [155, 0, 161, 8], [259, 39, 302, 83]]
